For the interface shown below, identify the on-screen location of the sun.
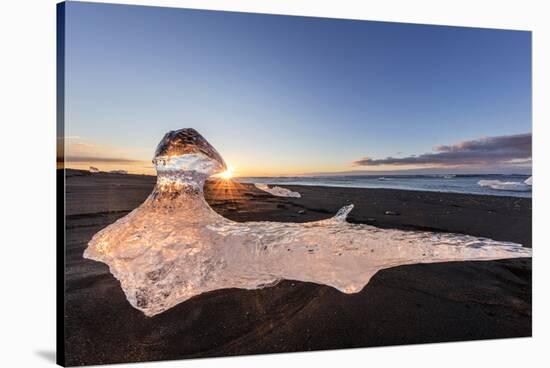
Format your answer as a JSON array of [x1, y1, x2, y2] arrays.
[[219, 168, 233, 180]]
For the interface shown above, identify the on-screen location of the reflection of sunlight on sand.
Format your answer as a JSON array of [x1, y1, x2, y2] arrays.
[[208, 177, 240, 204], [210, 165, 240, 203]]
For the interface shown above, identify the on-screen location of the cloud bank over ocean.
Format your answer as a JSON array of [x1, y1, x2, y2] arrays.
[[353, 133, 532, 168]]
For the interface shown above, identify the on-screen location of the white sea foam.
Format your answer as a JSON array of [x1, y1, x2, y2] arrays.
[[478, 179, 531, 192], [254, 183, 301, 198], [525, 176, 532, 185], [84, 129, 532, 316]]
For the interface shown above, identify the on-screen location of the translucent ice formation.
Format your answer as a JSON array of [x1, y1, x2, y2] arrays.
[[254, 183, 301, 198], [84, 129, 532, 316]]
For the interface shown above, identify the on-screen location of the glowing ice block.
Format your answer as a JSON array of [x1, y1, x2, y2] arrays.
[[84, 129, 532, 316]]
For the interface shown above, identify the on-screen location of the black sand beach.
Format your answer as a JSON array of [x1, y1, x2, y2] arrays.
[[62, 169, 531, 366]]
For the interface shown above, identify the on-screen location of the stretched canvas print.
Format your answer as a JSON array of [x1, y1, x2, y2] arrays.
[[57, 1, 532, 366]]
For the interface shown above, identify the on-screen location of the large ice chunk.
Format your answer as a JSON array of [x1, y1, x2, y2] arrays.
[[84, 129, 532, 316], [478, 179, 531, 192]]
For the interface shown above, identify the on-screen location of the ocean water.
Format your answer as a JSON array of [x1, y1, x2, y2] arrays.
[[237, 174, 532, 198]]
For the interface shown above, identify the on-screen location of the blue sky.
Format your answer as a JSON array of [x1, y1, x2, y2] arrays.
[[63, 1, 531, 176]]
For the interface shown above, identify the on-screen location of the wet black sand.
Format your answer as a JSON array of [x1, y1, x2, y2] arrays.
[[62, 170, 531, 366]]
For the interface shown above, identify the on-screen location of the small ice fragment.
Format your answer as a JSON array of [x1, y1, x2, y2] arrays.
[[525, 176, 532, 186], [254, 183, 301, 198], [478, 179, 531, 192]]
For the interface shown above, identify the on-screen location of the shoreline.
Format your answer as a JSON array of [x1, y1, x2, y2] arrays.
[[65, 169, 531, 199], [236, 176, 532, 199], [245, 181, 532, 199]]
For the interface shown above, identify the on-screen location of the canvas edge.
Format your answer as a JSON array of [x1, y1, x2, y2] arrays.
[[56, 2, 67, 366]]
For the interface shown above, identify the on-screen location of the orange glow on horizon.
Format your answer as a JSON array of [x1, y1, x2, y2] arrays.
[[64, 156, 437, 178]]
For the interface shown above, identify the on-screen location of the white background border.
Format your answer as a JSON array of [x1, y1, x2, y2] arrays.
[[1, 0, 548, 367]]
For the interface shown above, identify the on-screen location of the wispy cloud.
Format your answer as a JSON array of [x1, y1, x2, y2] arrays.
[[60, 137, 154, 174], [353, 133, 531, 167], [63, 137, 150, 161]]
